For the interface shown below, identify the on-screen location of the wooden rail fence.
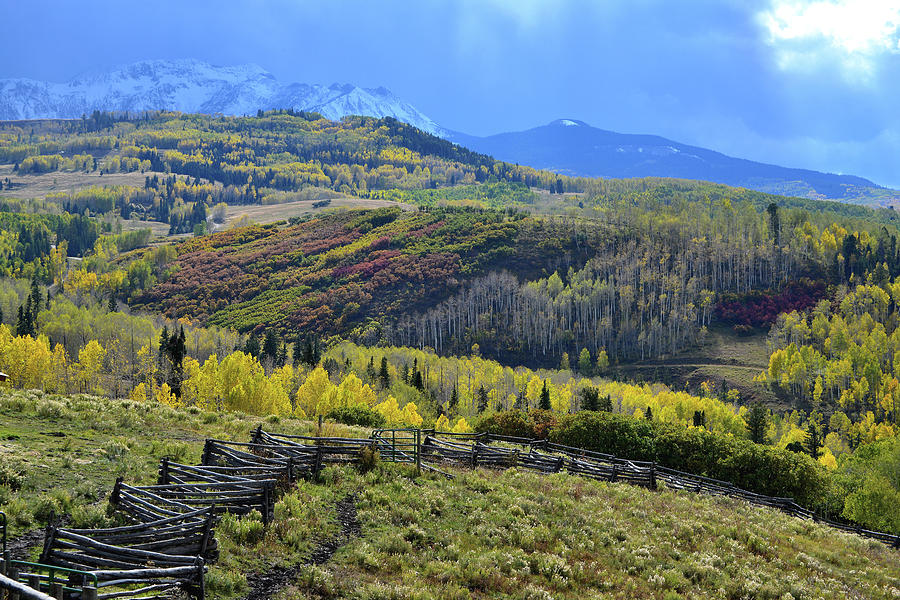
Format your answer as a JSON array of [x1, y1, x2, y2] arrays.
[[4, 424, 898, 600]]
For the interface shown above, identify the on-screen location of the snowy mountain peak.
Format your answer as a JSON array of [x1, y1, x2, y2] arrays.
[[0, 59, 447, 136], [550, 118, 588, 127]]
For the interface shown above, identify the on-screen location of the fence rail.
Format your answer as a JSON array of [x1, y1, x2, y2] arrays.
[[4, 424, 898, 600]]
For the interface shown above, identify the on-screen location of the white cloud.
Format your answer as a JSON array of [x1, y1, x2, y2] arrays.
[[759, 0, 900, 79]]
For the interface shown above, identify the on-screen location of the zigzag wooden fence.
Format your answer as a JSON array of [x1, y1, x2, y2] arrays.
[[3, 424, 898, 600]]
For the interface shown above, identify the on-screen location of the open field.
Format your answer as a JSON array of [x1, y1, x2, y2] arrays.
[[613, 324, 780, 408], [222, 196, 416, 227], [1, 388, 898, 599], [0, 164, 171, 200]]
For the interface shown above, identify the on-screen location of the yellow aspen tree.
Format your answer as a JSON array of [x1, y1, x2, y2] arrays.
[[434, 414, 451, 431], [295, 366, 333, 416], [374, 396, 402, 425], [451, 417, 473, 434], [156, 382, 179, 408], [49, 343, 69, 394], [402, 401, 423, 427], [130, 382, 147, 403], [77, 339, 106, 395]]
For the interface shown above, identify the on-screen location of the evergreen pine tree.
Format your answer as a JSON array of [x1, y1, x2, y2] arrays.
[[477, 385, 489, 413], [515, 386, 526, 411], [806, 417, 824, 459], [580, 386, 600, 411], [412, 370, 424, 391], [539, 380, 551, 410], [168, 327, 186, 398], [599, 394, 613, 412], [243, 336, 260, 358], [366, 356, 377, 382], [693, 410, 706, 428], [262, 330, 279, 363], [379, 356, 390, 388], [745, 402, 770, 444], [449, 387, 459, 413]]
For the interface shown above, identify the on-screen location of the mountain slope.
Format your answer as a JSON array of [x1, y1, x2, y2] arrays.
[[0, 59, 447, 136], [454, 119, 899, 204]]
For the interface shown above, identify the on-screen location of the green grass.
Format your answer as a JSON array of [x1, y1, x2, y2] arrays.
[[1, 388, 898, 599], [272, 465, 900, 599], [0, 387, 366, 540]]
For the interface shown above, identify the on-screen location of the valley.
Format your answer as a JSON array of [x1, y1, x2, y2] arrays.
[[0, 109, 898, 599]]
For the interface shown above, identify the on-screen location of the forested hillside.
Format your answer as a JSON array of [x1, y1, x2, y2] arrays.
[[1, 111, 900, 541], [0, 110, 575, 233]]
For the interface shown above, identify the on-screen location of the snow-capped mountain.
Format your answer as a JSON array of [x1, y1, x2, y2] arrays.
[[0, 59, 447, 136]]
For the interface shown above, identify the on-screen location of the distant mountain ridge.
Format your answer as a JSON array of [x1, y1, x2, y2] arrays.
[[0, 58, 447, 136], [452, 119, 898, 205], [1, 59, 896, 204]]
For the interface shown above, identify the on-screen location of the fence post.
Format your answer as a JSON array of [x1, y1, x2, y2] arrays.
[[314, 445, 323, 482], [159, 456, 169, 484], [262, 484, 271, 525], [200, 439, 212, 465], [415, 429, 421, 475], [649, 462, 657, 490], [8, 562, 19, 600], [471, 444, 478, 468], [82, 586, 98, 600], [49, 582, 63, 600]]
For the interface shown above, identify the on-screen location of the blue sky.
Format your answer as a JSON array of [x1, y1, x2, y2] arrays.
[[2, 0, 899, 186]]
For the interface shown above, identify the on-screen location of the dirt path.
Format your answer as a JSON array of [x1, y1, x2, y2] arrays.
[[243, 493, 360, 600], [6, 528, 45, 561], [617, 362, 767, 371]]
